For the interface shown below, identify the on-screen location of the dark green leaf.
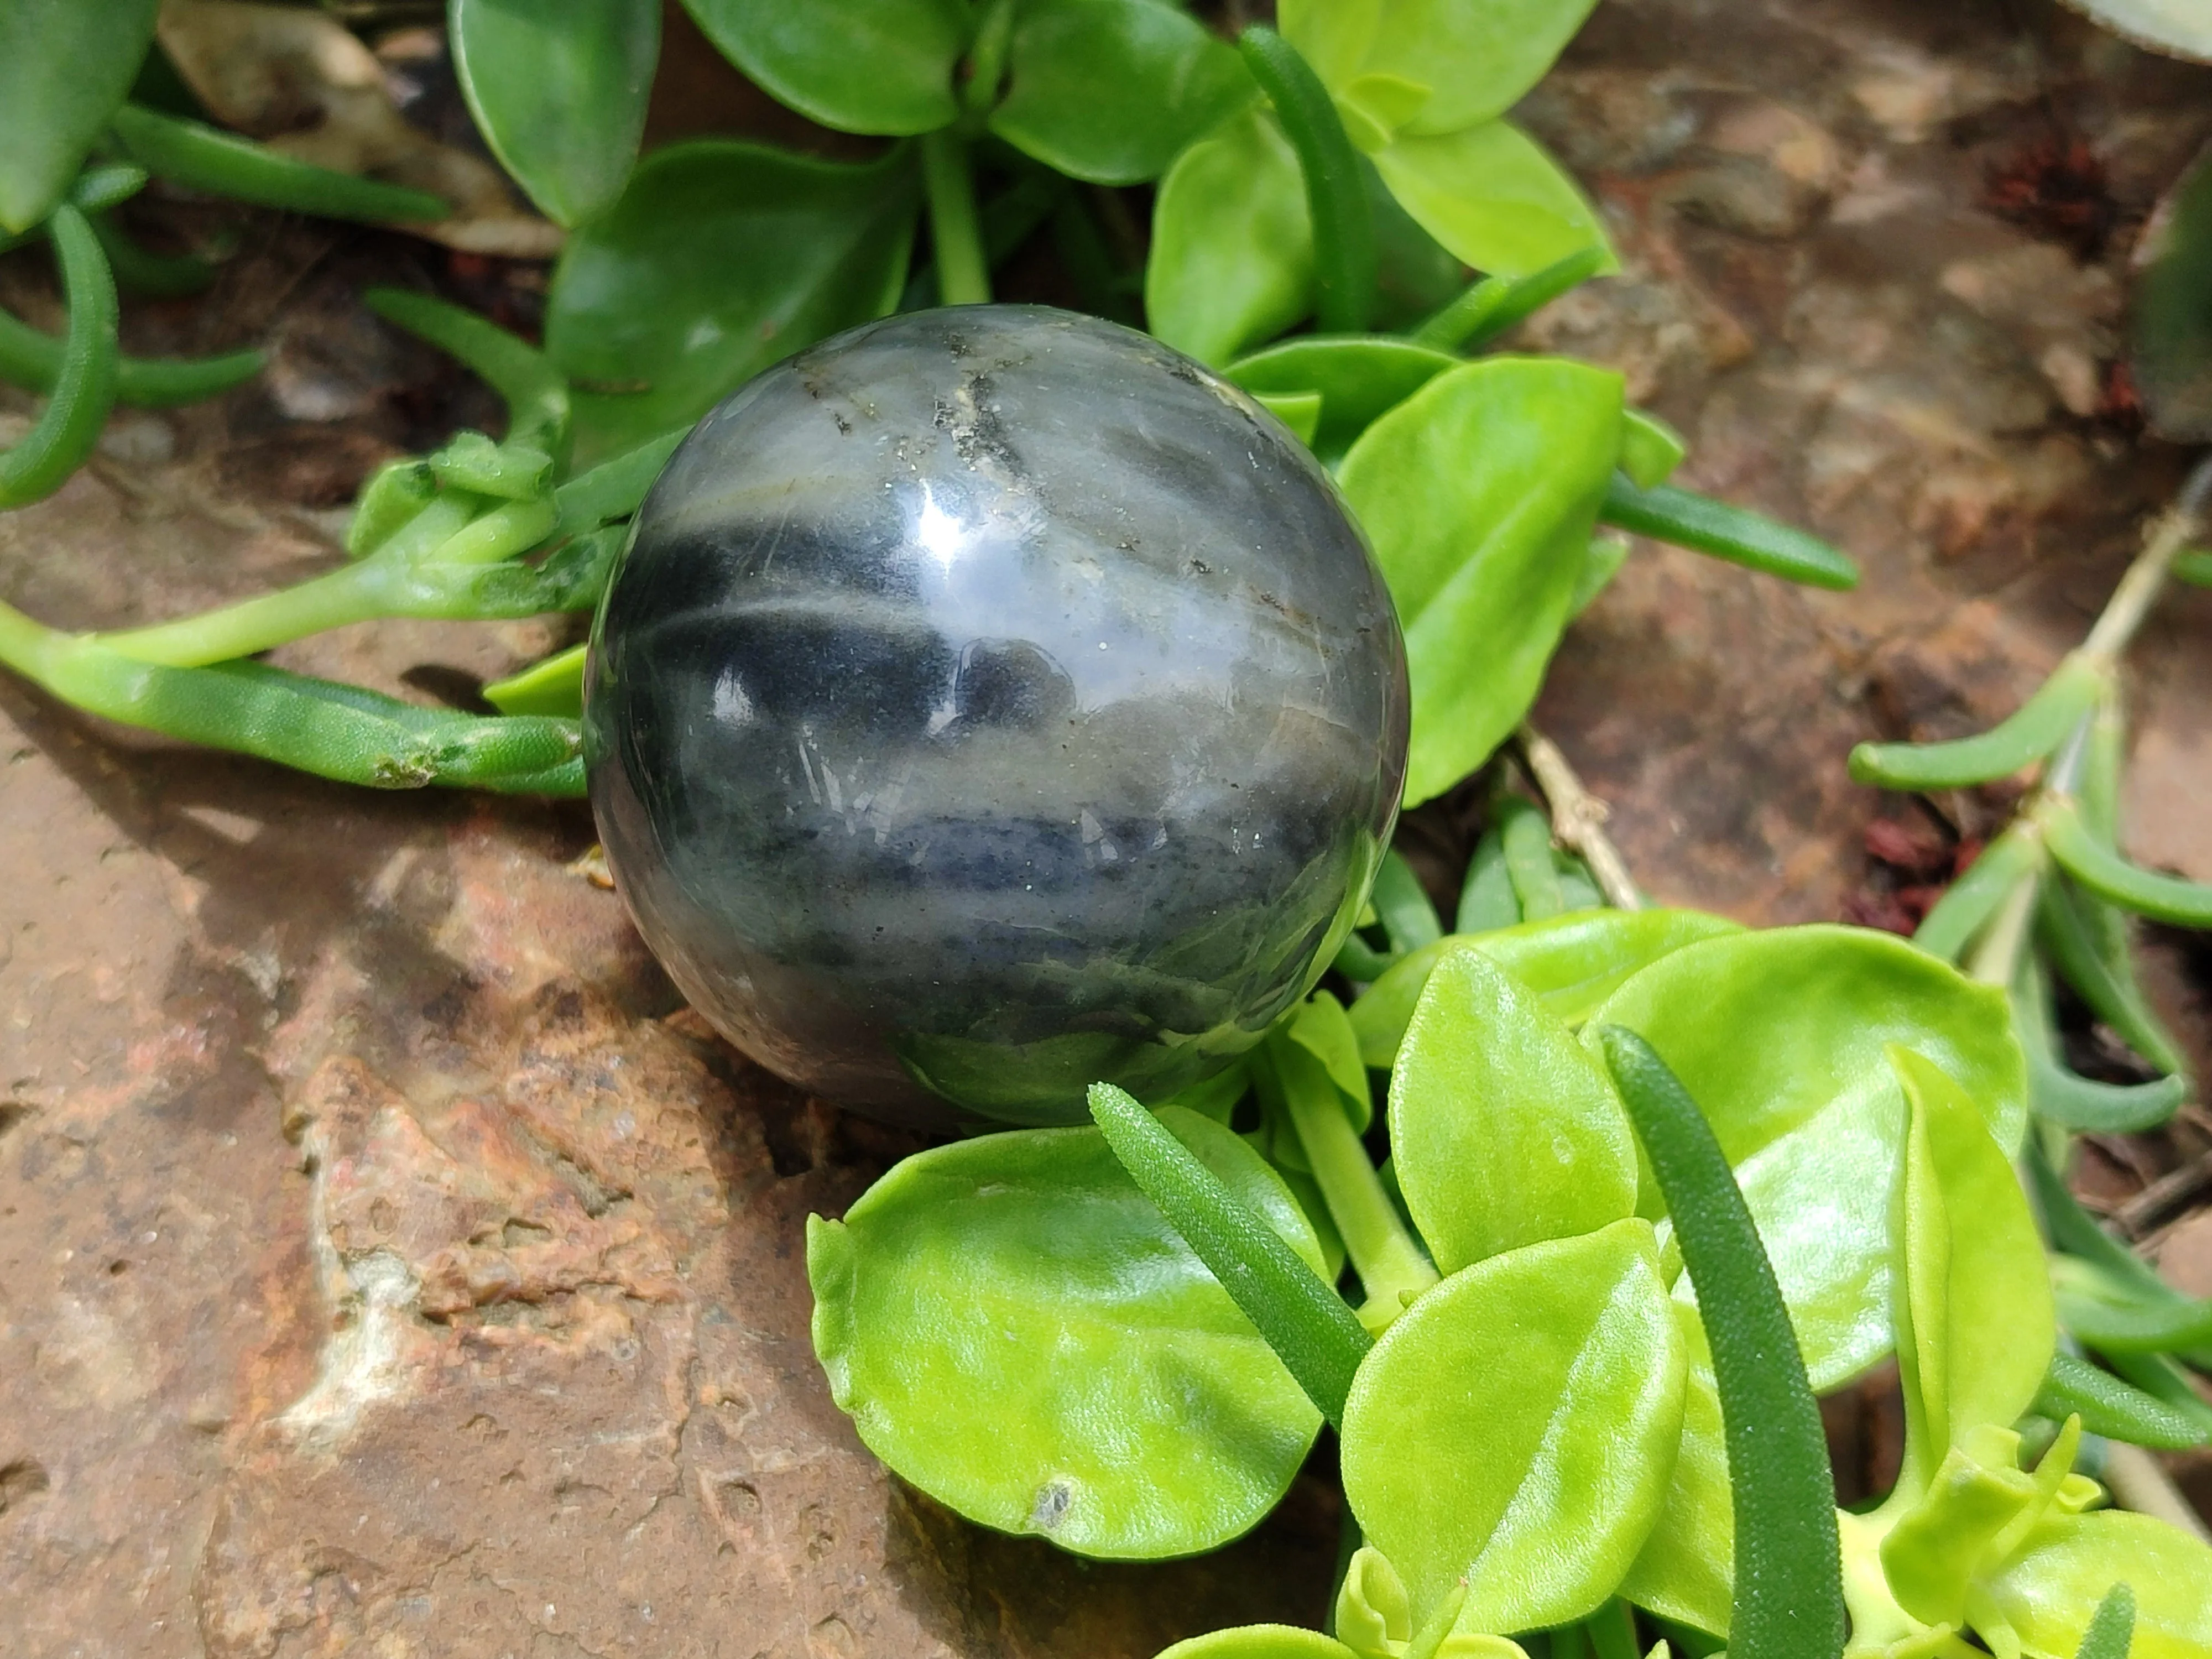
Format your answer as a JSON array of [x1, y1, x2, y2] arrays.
[[1595, 1027, 1846, 1659], [545, 140, 919, 463], [678, 0, 964, 135], [1603, 477, 1859, 591], [0, 0, 159, 233], [991, 0, 1253, 185], [2071, 1584, 2135, 1659], [108, 105, 448, 225], [1240, 25, 1374, 334], [451, 0, 659, 228]]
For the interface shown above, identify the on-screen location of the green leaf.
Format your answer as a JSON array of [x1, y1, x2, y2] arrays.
[[678, 0, 964, 135], [1347, 910, 1742, 1067], [1283, 0, 1599, 137], [546, 140, 917, 464], [1600, 477, 1859, 591], [1284, 991, 1371, 1133], [451, 0, 659, 228], [1617, 1305, 1733, 1639], [1337, 357, 1622, 805], [808, 1105, 1326, 1558], [1594, 1027, 1845, 1659], [1389, 946, 1638, 1272], [1370, 848, 1443, 954], [2072, 1584, 2136, 1659], [1371, 121, 1615, 280], [0, 0, 159, 233], [2034, 1353, 2210, 1451], [109, 105, 448, 226], [2130, 135, 2212, 414], [1223, 335, 1457, 465], [1587, 926, 2027, 1389], [1341, 1218, 1686, 1631], [1240, 24, 1376, 335], [1091, 1083, 1373, 1430], [1157, 1630, 1361, 1659], [991, 0, 1254, 185], [1889, 1046, 2056, 1488], [2044, 797, 2212, 928], [1983, 1511, 2212, 1659], [1147, 108, 1313, 366]]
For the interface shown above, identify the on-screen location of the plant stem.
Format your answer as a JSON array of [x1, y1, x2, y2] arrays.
[[920, 129, 990, 307], [1963, 865, 2039, 989], [1517, 723, 1643, 910], [2080, 455, 2212, 668], [94, 561, 391, 666], [1279, 1068, 1438, 1328]]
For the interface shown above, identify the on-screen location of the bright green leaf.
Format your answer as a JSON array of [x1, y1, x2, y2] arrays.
[[1983, 1510, 2212, 1659], [1157, 1629, 1362, 1659], [1225, 335, 1457, 463], [1147, 108, 1313, 366], [1891, 1045, 2057, 1488], [1618, 1304, 1732, 1639], [990, 0, 1255, 185], [678, 0, 964, 135], [1342, 1218, 1687, 1631], [1372, 121, 1616, 280], [0, 0, 159, 233], [1337, 357, 1622, 804], [546, 140, 917, 463], [451, 0, 659, 229], [1287, 0, 1599, 135], [1390, 946, 1637, 1271], [1587, 926, 2028, 1389], [809, 1107, 1326, 1558]]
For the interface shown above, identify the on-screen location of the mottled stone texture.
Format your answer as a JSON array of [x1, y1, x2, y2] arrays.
[[3, 1, 2212, 1655], [589, 307, 1407, 1127]]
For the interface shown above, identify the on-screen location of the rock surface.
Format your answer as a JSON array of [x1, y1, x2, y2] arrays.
[[3, 0, 2211, 1655]]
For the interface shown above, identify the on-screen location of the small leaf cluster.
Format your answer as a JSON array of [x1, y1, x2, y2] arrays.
[[809, 849, 2212, 1655]]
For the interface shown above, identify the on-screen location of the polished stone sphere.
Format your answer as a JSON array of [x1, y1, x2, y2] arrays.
[[585, 306, 1408, 1128]]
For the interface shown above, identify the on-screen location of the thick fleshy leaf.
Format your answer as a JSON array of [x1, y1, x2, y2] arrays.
[[1337, 358, 1622, 804], [1342, 1219, 1686, 1630], [1983, 1510, 2212, 1659], [1890, 1045, 2056, 1483], [0, 0, 159, 232], [1284, 0, 1600, 135], [677, 0, 964, 135], [1157, 1630, 1361, 1659], [990, 0, 1254, 185], [1587, 926, 2027, 1389], [451, 0, 658, 228], [546, 140, 917, 463], [1224, 335, 1457, 463], [1372, 121, 1614, 279], [1617, 1304, 1731, 1639], [1390, 947, 1637, 1272], [1146, 108, 1313, 366], [809, 1107, 1326, 1558], [1347, 910, 1744, 1067]]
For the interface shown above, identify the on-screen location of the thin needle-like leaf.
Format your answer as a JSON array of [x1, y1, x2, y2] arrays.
[[1594, 1026, 1845, 1659], [1089, 1081, 1372, 1427], [2072, 1584, 2136, 1659]]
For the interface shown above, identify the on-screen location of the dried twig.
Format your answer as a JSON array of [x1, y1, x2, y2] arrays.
[[1515, 722, 1643, 911]]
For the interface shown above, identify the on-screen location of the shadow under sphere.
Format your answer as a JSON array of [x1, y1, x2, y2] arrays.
[[586, 305, 1409, 1129]]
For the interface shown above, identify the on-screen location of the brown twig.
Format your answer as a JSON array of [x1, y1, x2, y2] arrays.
[[1515, 723, 1643, 911]]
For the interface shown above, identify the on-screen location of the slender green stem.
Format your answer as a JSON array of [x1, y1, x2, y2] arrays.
[[365, 288, 570, 453], [0, 205, 119, 508], [1411, 247, 1605, 352], [920, 129, 990, 306], [1238, 25, 1375, 335], [1596, 1026, 1847, 1659], [2034, 1353, 2207, 1451], [109, 104, 448, 225], [1275, 1047, 1437, 1327], [1963, 864, 2039, 988], [0, 301, 261, 406], [1913, 823, 2043, 965]]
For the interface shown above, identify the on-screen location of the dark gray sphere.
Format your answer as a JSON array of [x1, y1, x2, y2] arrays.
[[585, 306, 1408, 1128]]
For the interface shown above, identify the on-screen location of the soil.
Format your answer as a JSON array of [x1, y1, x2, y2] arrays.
[[3, 0, 2211, 1653]]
